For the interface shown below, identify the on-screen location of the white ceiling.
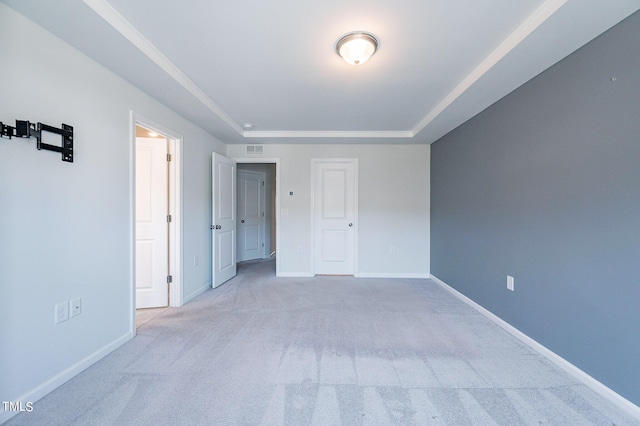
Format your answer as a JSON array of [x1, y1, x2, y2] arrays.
[[4, 0, 639, 144]]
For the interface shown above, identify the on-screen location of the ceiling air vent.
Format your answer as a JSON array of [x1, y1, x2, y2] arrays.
[[246, 145, 264, 156]]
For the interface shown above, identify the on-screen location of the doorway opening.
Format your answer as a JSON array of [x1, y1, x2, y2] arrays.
[[234, 159, 279, 276], [131, 115, 182, 332]]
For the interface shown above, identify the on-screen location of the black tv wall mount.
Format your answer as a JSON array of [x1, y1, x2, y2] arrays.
[[1, 119, 74, 162]]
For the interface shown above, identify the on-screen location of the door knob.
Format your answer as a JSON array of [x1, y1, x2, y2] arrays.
[[241, 220, 245, 223], [348, 223, 353, 227]]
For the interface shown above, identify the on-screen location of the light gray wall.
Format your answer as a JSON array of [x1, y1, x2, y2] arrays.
[[228, 144, 430, 277], [431, 11, 640, 406], [0, 4, 224, 417]]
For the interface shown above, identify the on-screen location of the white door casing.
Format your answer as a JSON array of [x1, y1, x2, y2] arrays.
[[232, 158, 280, 277], [237, 170, 265, 262], [212, 153, 237, 287], [135, 137, 169, 308], [312, 159, 358, 275]]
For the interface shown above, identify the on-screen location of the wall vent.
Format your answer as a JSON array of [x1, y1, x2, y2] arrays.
[[246, 145, 264, 156]]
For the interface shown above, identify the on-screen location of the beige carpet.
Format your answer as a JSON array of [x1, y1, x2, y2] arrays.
[[6, 259, 637, 425]]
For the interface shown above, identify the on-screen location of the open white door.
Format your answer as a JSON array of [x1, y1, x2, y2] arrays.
[[237, 170, 265, 262], [212, 153, 237, 287], [313, 159, 357, 275], [135, 137, 169, 308]]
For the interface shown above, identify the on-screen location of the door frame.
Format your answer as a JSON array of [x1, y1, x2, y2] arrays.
[[232, 158, 280, 277], [310, 158, 359, 276], [129, 111, 182, 334], [237, 169, 267, 261]]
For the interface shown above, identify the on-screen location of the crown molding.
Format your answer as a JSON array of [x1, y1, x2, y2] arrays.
[[84, 0, 567, 142], [411, 0, 568, 136], [82, 0, 244, 136], [243, 130, 413, 138]]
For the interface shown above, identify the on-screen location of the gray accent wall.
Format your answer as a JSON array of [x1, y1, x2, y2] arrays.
[[431, 11, 640, 406]]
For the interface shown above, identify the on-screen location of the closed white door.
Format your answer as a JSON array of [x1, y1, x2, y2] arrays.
[[237, 170, 265, 262], [212, 153, 237, 287], [313, 159, 357, 275], [135, 137, 169, 308]]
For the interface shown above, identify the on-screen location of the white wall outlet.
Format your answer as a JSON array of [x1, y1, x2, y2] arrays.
[[55, 302, 69, 324], [390, 246, 398, 255], [194, 255, 199, 266], [507, 275, 515, 291], [70, 297, 82, 317], [297, 246, 303, 254]]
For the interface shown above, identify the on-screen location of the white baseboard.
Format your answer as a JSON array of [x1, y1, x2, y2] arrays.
[[355, 272, 430, 279], [183, 282, 211, 304], [429, 274, 640, 420], [277, 272, 314, 277], [276, 272, 430, 279], [0, 332, 133, 424]]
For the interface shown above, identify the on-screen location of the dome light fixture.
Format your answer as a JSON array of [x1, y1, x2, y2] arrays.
[[335, 32, 378, 65]]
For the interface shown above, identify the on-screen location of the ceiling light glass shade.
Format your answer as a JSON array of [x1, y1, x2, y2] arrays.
[[336, 32, 378, 65]]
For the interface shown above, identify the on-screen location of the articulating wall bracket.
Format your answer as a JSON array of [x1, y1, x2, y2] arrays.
[[1, 119, 74, 162]]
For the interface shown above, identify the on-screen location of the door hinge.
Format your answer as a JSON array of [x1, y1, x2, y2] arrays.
[[167, 275, 173, 284], [262, 212, 265, 217], [262, 181, 265, 186], [262, 243, 265, 247], [167, 153, 172, 162], [167, 214, 172, 223]]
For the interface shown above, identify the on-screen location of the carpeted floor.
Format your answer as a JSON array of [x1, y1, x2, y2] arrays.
[[6, 259, 638, 425]]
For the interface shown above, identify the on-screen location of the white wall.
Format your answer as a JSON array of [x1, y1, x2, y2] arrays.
[[228, 144, 430, 277], [0, 4, 224, 420]]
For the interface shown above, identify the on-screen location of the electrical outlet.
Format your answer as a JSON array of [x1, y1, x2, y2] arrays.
[[390, 246, 398, 255], [507, 275, 515, 291], [297, 246, 303, 254], [70, 297, 82, 317], [55, 302, 69, 324], [194, 255, 199, 266]]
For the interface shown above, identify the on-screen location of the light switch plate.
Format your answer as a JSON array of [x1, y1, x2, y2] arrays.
[[507, 275, 515, 291], [70, 297, 82, 317]]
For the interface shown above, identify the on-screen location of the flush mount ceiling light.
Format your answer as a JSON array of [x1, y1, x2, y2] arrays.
[[335, 32, 378, 65]]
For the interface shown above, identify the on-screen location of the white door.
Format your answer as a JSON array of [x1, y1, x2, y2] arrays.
[[212, 153, 237, 287], [135, 137, 169, 308], [313, 159, 357, 275], [237, 170, 265, 262]]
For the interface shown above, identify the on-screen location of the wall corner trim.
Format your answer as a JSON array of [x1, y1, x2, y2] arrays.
[[0, 332, 133, 424], [429, 274, 640, 420]]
